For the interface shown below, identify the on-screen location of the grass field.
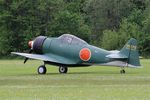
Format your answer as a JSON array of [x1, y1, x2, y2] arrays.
[[0, 59, 150, 100]]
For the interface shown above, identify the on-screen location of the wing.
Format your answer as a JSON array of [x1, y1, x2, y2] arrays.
[[11, 52, 76, 65]]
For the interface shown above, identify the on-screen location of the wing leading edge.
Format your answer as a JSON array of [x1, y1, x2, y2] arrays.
[[11, 52, 76, 65]]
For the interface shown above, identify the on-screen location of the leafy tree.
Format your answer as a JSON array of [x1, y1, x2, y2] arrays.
[[0, 0, 64, 55], [49, 10, 91, 42], [0, 0, 150, 57], [101, 19, 142, 50], [84, 0, 135, 45], [141, 4, 150, 55]]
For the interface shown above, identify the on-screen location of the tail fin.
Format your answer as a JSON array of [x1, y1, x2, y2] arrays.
[[119, 38, 141, 68]]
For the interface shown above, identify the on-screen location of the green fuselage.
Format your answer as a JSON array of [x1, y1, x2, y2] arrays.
[[42, 37, 111, 66]]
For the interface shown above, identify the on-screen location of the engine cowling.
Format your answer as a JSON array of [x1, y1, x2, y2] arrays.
[[32, 36, 47, 54]]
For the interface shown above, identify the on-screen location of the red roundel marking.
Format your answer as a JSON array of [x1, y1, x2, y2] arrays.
[[79, 48, 91, 61]]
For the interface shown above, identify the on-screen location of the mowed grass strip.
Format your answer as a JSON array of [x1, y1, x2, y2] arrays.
[[0, 59, 149, 100]]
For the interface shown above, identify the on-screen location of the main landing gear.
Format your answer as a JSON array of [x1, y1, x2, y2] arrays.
[[38, 65, 47, 74], [59, 66, 68, 74], [37, 65, 68, 74]]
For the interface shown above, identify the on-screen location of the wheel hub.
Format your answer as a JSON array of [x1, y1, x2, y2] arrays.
[[60, 67, 65, 72], [38, 65, 47, 74], [39, 67, 44, 73], [59, 66, 68, 73]]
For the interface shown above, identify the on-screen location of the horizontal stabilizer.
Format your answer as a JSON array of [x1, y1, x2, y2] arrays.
[[106, 53, 127, 59], [106, 38, 141, 68], [99, 61, 142, 68]]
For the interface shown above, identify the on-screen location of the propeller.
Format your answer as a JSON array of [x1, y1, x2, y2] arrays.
[[24, 41, 34, 64], [24, 49, 33, 64]]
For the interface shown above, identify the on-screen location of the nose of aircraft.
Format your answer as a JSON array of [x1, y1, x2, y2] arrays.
[[27, 36, 47, 54], [28, 41, 33, 48]]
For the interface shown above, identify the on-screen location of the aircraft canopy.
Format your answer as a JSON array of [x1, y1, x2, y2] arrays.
[[59, 34, 87, 45]]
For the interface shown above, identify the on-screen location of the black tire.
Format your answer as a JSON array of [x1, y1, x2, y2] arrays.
[[38, 65, 47, 74], [120, 69, 125, 74], [59, 66, 68, 74], [122, 69, 125, 74]]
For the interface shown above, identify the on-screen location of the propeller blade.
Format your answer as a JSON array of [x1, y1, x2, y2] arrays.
[[23, 49, 33, 64], [29, 49, 33, 53]]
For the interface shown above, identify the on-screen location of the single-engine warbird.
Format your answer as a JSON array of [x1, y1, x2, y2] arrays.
[[11, 34, 141, 74]]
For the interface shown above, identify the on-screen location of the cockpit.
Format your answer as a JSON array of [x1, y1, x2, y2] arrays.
[[58, 34, 87, 45]]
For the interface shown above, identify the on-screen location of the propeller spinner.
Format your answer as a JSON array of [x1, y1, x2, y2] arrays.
[[28, 41, 33, 49]]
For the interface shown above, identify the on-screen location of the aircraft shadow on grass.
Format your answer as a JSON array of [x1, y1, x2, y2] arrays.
[[17, 71, 139, 76]]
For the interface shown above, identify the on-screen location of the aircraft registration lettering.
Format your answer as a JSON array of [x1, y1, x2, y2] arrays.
[[126, 44, 137, 50]]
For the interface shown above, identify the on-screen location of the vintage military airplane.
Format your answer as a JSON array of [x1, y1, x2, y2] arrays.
[[11, 34, 141, 74]]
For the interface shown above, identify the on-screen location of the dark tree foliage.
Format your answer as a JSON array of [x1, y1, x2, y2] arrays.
[[0, 0, 149, 57], [0, 0, 90, 56]]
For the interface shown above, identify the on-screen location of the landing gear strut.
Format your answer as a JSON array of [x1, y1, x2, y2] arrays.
[[38, 65, 47, 74], [59, 66, 68, 74], [120, 69, 125, 74]]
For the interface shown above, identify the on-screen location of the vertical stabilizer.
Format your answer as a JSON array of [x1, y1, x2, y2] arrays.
[[119, 38, 141, 67]]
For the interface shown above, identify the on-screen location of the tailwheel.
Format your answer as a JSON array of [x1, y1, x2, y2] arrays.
[[59, 66, 68, 74], [38, 65, 47, 74], [120, 69, 125, 74]]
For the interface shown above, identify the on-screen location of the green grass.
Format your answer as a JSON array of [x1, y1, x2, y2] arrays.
[[0, 59, 150, 100]]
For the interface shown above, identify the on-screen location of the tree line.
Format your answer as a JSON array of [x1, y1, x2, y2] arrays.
[[0, 0, 150, 57]]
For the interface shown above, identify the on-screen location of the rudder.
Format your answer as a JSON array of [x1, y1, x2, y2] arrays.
[[119, 38, 141, 67]]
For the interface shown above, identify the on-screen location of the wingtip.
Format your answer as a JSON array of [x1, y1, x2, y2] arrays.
[[11, 52, 15, 54], [128, 64, 143, 68], [11, 52, 17, 54]]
